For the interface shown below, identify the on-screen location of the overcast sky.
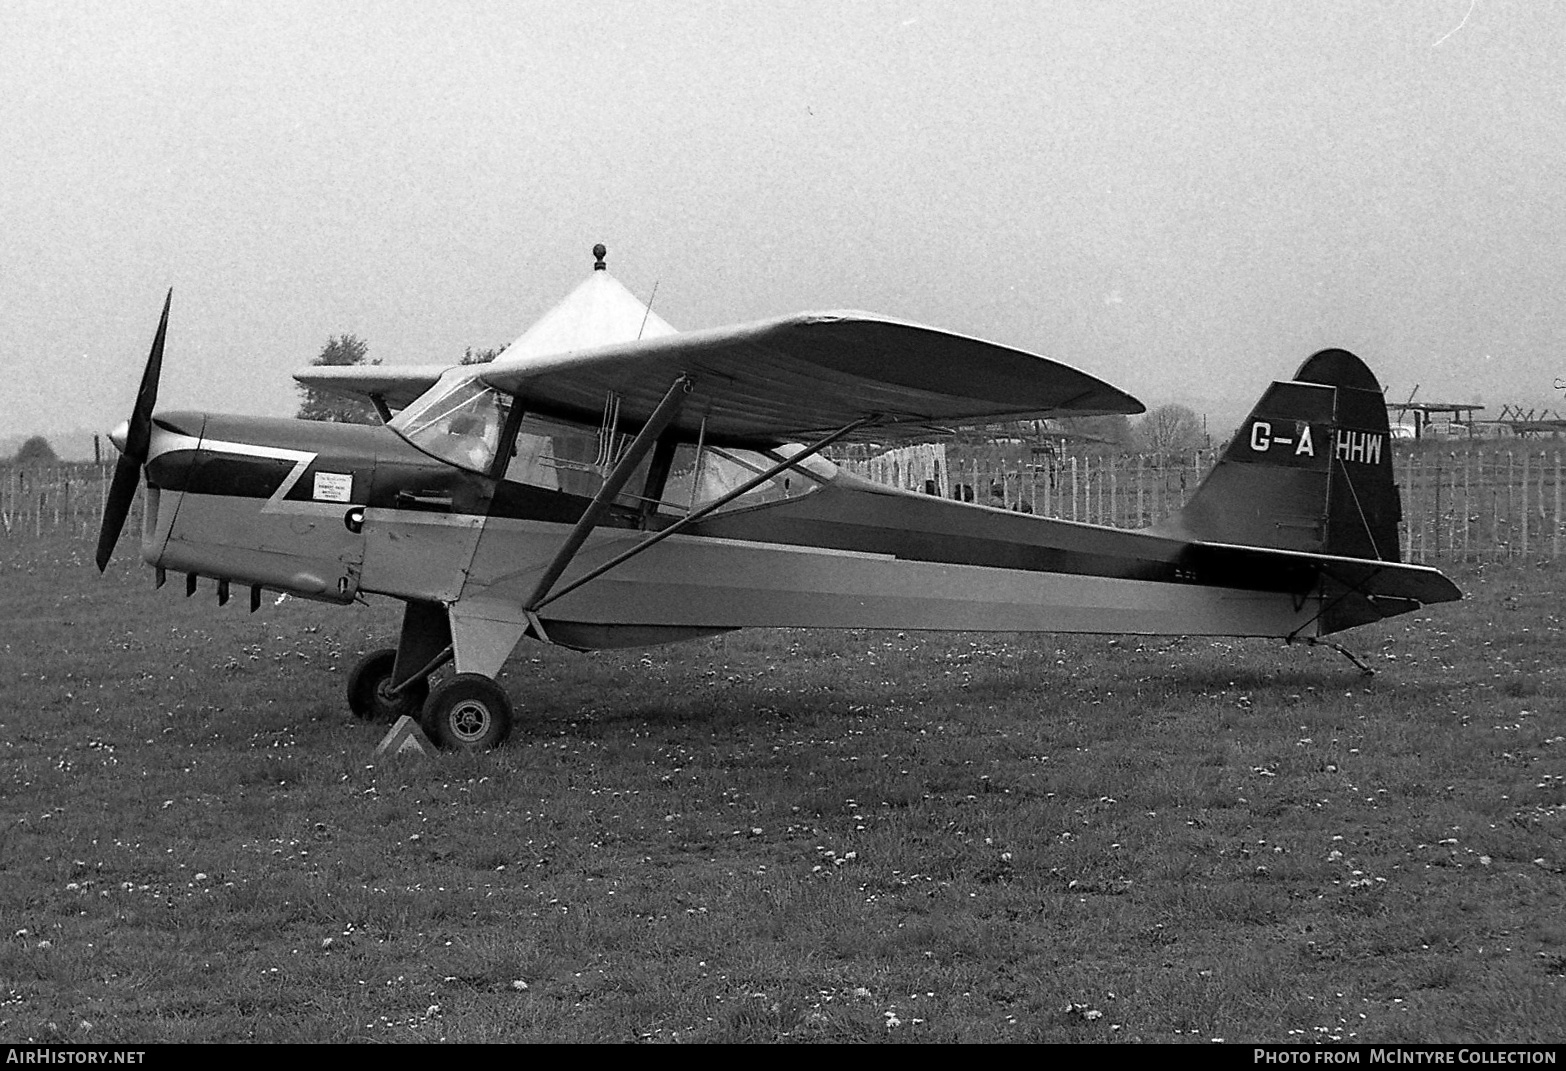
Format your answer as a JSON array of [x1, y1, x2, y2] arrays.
[[4, 0, 1563, 442]]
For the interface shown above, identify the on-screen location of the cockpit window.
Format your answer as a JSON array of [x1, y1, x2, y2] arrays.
[[390, 378, 512, 473]]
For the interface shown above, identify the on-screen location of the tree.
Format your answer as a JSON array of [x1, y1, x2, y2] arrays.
[[296, 334, 380, 424], [1053, 414, 1133, 449], [1135, 404, 1205, 454], [460, 345, 503, 365], [14, 435, 57, 465]]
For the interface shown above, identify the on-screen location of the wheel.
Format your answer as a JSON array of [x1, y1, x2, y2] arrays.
[[420, 674, 513, 751], [346, 648, 429, 724]]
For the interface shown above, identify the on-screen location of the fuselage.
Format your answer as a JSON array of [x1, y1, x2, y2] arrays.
[[136, 408, 1334, 648]]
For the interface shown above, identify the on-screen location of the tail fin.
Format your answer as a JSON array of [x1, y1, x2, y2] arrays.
[[1160, 348, 1400, 561]]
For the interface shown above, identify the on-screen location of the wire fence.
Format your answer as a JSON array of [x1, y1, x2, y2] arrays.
[[6, 445, 1565, 563]]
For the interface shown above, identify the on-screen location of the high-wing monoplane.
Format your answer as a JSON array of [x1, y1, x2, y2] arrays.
[[97, 246, 1461, 749]]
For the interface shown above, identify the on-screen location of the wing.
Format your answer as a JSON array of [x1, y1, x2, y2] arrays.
[[291, 364, 452, 413], [479, 311, 1143, 445]]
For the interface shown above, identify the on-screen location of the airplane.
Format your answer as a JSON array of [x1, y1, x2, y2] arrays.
[[96, 245, 1462, 750]]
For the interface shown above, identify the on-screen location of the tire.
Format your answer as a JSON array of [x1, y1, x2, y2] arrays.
[[346, 648, 429, 724], [420, 674, 513, 751]]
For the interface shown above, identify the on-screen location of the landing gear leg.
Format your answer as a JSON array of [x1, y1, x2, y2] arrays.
[[346, 600, 451, 723], [404, 599, 527, 750], [346, 648, 427, 722]]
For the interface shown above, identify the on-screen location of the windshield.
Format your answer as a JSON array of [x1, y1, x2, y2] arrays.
[[390, 377, 512, 473]]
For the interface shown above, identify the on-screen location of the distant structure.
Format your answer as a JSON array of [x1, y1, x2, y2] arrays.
[[1385, 393, 1485, 439], [1490, 405, 1566, 439]]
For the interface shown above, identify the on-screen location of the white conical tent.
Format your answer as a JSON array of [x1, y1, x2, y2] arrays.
[[292, 265, 679, 412], [496, 269, 678, 365]]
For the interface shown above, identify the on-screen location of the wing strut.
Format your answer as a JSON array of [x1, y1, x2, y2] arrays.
[[530, 415, 875, 614], [524, 375, 693, 611]]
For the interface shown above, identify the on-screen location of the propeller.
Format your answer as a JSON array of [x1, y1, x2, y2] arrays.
[[96, 289, 171, 572]]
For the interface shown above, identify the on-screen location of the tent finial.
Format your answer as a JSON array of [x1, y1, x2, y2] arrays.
[[593, 243, 607, 271]]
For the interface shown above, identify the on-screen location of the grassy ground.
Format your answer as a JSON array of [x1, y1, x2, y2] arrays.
[[0, 535, 1562, 1043]]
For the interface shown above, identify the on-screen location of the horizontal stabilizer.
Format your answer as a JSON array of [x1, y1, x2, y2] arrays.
[[1186, 539, 1460, 635], [1189, 540, 1459, 603]]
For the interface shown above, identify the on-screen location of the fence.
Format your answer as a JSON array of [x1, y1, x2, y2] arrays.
[[839, 443, 1217, 529], [6, 447, 1565, 563], [1396, 448, 1566, 563], [837, 443, 1566, 564], [0, 463, 138, 541]]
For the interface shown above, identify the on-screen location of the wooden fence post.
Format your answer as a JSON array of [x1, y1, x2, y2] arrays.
[[1415, 451, 1424, 563], [1491, 453, 1501, 560], [1445, 452, 1456, 560], [1508, 451, 1517, 558], [1463, 451, 1472, 560], [1521, 450, 1530, 558], [1135, 455, 1144, 527], [1409, 454, 1421, 563], [1096, 457, 1108, 526], [1538, 450, 1548, 558], [1556, 451, 1562, 560]]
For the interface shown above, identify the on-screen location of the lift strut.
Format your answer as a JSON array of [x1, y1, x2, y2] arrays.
[[523, 375, 693, 611]]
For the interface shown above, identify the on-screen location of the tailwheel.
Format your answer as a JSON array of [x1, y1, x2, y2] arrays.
[[346, 648, 429, 724], [421, 674, 513, 751]]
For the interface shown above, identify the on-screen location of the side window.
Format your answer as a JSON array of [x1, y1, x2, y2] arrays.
[[505, 432, 562, 490], [656, 446, 823, 515], [499, 414, 655, 507], [503, 416, 603, 496]]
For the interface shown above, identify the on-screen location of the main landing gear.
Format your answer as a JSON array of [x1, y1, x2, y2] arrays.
[[345, 600, 516, 751], [422, 675, 513, 750]]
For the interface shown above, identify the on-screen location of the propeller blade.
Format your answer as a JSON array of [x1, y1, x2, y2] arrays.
[[95, 289, 171, 571], [95, 453, 143, 571], [125, 288, 172, 463]]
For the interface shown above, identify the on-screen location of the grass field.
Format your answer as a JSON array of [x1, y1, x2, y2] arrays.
[[1, 534, 1562, 1043]]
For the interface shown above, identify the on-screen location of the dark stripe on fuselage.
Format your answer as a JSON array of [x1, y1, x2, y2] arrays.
[[144, 413, 1323, 597], [148, 450, 296, 498]]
